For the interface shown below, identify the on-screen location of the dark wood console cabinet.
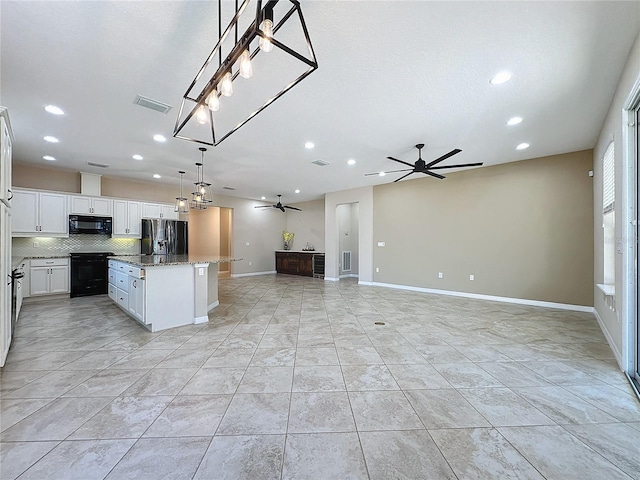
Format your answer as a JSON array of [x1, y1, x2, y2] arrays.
[[276, 251, 324, 278]]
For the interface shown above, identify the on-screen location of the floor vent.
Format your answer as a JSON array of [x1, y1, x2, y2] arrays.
[[87, 162, 109, 168], [133, 94, 173, 114], [342, 251, 351, 272], [311, 159, 330, 166]]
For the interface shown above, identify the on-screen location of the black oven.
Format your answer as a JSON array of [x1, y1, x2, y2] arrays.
[[70, 252, 114, 297], [69, 215, 112, 235]]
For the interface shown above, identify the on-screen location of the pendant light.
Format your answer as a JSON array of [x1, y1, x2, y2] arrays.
[[191, 147, 213, 209], [174, 171, 189, 213]]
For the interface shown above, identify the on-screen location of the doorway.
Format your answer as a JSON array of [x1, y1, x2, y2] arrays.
[[219, 207, 232, 276], [336, 203, 359, 279]]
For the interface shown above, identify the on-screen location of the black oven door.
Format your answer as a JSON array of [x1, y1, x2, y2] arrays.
[[70, 255, 109, 297]]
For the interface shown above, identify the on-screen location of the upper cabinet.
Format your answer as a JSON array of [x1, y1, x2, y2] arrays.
[[113, 200, 142, 238], [69, 195, 113, 215], [12, 189, 68, 237], [0, 109, 14, 207], [142, 202, 178, 220]]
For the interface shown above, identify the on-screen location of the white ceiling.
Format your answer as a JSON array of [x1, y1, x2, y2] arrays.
[[2, 1, 639, 203]]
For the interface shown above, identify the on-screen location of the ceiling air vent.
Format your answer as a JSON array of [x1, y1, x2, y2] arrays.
[[311, 159, 330, 166], [222, 186, 236, 191], [87, 162, 109, 168], [133, 95, 173, 114]]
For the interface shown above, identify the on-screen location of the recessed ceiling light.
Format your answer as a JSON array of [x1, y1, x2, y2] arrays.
[[506, 116, 523, 126], [153, 174, 161, 179], [44, 105, 64, 115], [304, 142, 314, 149], [516, 143, 530, 150], [132, 154, 143, 160], [294, 189, 300, 194], [261, 196, 266, 200], [490, 71, 512, 85], [43, 155, 56, 161], [378, 172, 386, 177], [347, 159, 356, 165], [153, 134, 167, 143], [43, 135, 59, 143]]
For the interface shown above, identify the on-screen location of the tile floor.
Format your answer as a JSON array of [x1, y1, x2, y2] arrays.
[[1, 275, 640, 479]]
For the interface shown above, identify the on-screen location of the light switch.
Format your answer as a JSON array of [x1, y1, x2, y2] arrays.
[[245, 242, 250, 246], [438, 272, 443, 279], [376, 267, 380, 273], [377, 242, 385, 247], [469, 274, 474, 281]]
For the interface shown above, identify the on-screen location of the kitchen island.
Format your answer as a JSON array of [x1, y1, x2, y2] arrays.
[[108, 254, 242, 332]]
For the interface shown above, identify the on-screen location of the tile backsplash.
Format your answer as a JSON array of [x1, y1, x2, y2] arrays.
[[12, 235, 140, 257]]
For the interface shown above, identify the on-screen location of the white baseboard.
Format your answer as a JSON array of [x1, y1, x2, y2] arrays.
[[370, 281, 594, 313], [324, 277, 339, 282], [358, 281, 374, 286], [593, 308, 623, 368], [231, 271, 276, 278], [207, 300, 219, 312], [340, 274, 359, 279], [193, 315, 209, 324]]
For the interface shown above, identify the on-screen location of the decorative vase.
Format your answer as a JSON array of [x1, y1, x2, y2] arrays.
[[283, 241, 290, 250]]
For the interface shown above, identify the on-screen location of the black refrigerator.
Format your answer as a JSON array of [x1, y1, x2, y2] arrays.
[[141, 219, 188, 255]]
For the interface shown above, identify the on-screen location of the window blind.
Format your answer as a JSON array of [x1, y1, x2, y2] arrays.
[[602, 141, 615, 214]]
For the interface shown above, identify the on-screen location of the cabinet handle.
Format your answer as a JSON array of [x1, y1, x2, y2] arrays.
[[7, 189, 12, 201], [133, 280, 137, 288], [46, 261, 54, 264]]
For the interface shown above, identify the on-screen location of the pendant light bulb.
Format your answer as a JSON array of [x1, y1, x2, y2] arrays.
[[259, 19, 274, 52], [239, 49, 253, 79], [221, 72, 233, 97], [196, 105, 208, 124], [206, 91, 220, 112]]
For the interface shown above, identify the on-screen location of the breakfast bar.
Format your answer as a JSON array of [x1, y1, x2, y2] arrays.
[[107, 254, 241, 332]]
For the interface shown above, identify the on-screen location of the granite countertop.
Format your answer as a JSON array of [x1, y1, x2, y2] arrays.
[[109, 255, 243, 267], [275, 250, 324, 254]]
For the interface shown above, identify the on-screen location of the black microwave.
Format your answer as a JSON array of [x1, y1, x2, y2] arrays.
[[69, 215, 112, 235]]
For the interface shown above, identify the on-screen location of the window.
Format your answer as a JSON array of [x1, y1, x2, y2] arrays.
[[602, 141, 615, 285]]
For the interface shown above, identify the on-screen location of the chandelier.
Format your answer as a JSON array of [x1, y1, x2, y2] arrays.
[[191, 147, 213, 210], [173, 0, 318, 146], [174, 171, 189, 213]]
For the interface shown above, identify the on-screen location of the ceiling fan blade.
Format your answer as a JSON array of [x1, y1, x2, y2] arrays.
[[426, 149, 462, 168], [387, 156, 415, 168], [254, 205, 271, 208], [279, 206, 285, 212], [428, 162, 484, 170], [424, 170, 446, 180], [365, 168, 412, 176], [283, 206, 302, 211], [393, 172, 415, 183]]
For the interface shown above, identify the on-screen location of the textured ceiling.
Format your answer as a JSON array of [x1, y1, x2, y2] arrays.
[[1, 1, 639, 203]]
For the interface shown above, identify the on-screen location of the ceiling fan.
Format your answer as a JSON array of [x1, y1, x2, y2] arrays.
[[254, 195, 302, 212], [366, 143, 483, 182]]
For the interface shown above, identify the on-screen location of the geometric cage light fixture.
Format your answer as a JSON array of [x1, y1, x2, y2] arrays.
[[174, 170, 189, 213], [173, 0, 318, 146], [190, 147, 214, 210]]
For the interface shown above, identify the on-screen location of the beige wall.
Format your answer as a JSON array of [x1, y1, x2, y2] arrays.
[[189, 207, 221, 256], [593, 31, 640, 367], [13, 163, 178, 203], [285, 198, 325, 252], [373, 150, 594, 306]]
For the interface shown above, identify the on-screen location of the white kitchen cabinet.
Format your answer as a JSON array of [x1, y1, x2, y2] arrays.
[[142, 202, 178, 220], [69, 195, 112, 215], [0, 111, 13, 207], [128, 276, 145, 322], [113, 200, 141, 238], [12, 189, 68, 237], [29, 258, 69, 296], [0, 203, 11, 367]]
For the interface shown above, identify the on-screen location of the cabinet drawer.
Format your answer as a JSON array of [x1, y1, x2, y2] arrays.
[[30, 258, 68, 267], [108, 284, 117, 301], [108, 268, 117, 286], [123, 264, 143, 279], [116, 288, 128, 308], [108, 260, 118, 270], [116, 272, 129, 292]]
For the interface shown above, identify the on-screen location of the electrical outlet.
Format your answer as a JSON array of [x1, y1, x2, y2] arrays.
[[469, 274, 474, 281], [377, 242, 385, 247], [438, 272, 443, 279], [199, 268, 205, 276], [245, 242, 250, 246], [376, 267, 380, 273]]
